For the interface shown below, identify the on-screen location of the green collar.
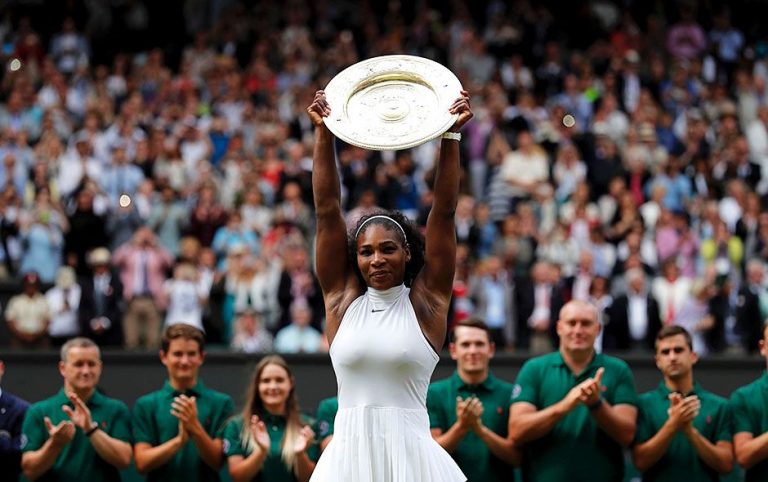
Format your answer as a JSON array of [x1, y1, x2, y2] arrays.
[[552, 351, 603, 377], [655, 380, 701, 399], [260, 411, 287, 426], [161, 379, 205, 398], [451, 370, 499, 392], [54, 387, 105, 407]]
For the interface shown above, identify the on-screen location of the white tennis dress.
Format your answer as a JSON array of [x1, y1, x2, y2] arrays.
[[310, 284, 466, 482]]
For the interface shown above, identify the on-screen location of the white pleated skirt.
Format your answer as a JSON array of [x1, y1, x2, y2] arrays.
[[310, 406, 466, 482]]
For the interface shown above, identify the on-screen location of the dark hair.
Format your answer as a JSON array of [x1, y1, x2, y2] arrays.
[[655, 325, 693, 350], [349, 210, 425, 287], [450, 317, 492, 343], [161, 324, 205, 353]]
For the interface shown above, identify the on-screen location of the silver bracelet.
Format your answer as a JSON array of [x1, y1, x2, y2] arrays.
[[441, 131, 461, 142]]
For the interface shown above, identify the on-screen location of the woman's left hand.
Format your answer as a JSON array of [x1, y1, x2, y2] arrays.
[[293, 425, 316, 454], [448, 90, 473, 132]]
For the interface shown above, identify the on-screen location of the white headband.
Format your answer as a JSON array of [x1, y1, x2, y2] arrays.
[[354, 215, 407, 243]]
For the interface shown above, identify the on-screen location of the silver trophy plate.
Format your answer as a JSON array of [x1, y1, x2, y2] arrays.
[[323, 55, 463, 151]]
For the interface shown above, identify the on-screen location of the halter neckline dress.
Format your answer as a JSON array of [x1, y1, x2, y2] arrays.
[[309, 284, 466, 481]]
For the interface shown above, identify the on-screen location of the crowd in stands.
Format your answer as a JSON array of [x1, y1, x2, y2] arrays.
[[0, 0, 768, 355]]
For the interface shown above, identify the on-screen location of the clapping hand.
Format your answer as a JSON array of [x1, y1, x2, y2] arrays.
[[564, 367, 604, 411], [61, 392, 93, 431], [250, 415, 271, 451], [293, 425, 315, 454], [44, 416, 75, 448], [456, 396, 484, 432], [577, 367, 605, 407], [667, 392, 700, 432], [171, 395, 202, 436]]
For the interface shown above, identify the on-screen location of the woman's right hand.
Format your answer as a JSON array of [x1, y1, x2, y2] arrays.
[[306, 90, 331, 127], [250, 415, 271, 451]]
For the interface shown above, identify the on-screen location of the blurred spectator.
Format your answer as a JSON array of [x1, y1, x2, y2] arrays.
[[666, 7, 707, 61], [736, 259, 768, 354], [100, 143, 145, 206], [147, 186, 189, 255], [496, 131, 549, 217], [652, 258, 692, 326], [277, 241, 323, 333], [160, 262, 208, 332], [49, 18, 90, 76], [57, 133, 102, 199], [78, 247, 123, 346], [18, 194, 65, 283], [45, 266, 80, 346], [112, 227, 173, 349], [605, 268, 661, 351], [515, 261, 564, 353], [673, 279, 716, 356], [709, 11, 744, 83], [105, 196, 143, 251], [239, 188, 273, 238], [211, 210, 259, 263], [469, 255, 515, 349], [588, 276, 612, 352], [274, 300, 325, 353], [230, 308, 273, 353], [188, 184, 227, 247], [5, 272, 50, 349], [65, 188, 108, 275]]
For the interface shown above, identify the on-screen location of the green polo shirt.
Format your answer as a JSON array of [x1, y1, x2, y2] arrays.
[[314, 397, 338, 445], [21, 388, 131, 482], [730, 373, 768, 482], [511, 351, 637, 482], [426, 371, 514, 482], [132, 379, 234, 482], [635, 381, 731, 481], [222, 412, 319, 481]]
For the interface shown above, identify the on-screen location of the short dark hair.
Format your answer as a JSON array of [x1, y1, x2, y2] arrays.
[[161, 324, 205, 353], [655, 325, 693, 351], [450, 317, 492, 343]]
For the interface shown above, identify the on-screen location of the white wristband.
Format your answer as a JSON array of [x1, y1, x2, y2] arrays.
[[441, 131, 461, 142]]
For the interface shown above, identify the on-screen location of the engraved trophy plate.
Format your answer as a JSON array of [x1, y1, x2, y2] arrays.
[[323, 55, 463, 151]]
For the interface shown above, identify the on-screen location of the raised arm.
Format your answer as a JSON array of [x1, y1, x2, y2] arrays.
[[412, 91, 472, 348], [307, 91, 358, 344]]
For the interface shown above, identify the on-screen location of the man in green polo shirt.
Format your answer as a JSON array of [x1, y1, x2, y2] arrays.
[[21, 337, 132, 481], [133, 324, 234, 482], [427, 318, 518, 481], [731, 322, 768, 481], [509, 300, 638, 482], [633, 325, 733, 481]]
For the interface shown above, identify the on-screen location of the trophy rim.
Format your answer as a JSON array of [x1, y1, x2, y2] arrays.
[[323, 55, 462, 151]]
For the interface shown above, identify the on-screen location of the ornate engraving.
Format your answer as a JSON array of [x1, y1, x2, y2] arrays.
[[324, 55, 462, 150]]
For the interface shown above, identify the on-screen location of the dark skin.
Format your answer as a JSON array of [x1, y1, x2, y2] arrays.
[[307, 89, 472, 350]]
